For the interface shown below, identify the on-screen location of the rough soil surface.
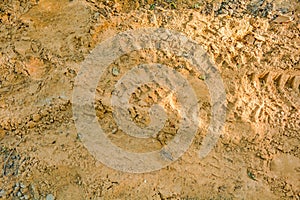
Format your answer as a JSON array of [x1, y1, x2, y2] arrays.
[[0, 0, 299, 199]]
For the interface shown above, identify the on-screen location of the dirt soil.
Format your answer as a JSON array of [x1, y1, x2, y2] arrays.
[[0, 0, 300, 199]]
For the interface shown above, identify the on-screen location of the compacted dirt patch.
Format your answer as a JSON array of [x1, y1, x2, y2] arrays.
[[0, 0, 299, 199]]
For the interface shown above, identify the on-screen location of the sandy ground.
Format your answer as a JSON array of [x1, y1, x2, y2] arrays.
[[0, 0, 299, 199]]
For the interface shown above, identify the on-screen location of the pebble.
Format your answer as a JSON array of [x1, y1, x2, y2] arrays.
[[160, 149, 173, 161], [112, 67, 119, 76], [273, 15, 292, 23], [20, 183, 26, 188], [20, 36, 31, 41], [254, 34, 265, 42], [236, 42, 244, 49], [17, 191, 22, 197], [93, 12, 100, 19], [32, 114, 41, 122], [77, 133, 82, 140], [27, 121, 36, 129], [286, 191, 293, 197], [111, 128, 118, 134], [0, 189, 5, 197], [46, 194, 55, 200], [40, 109, 49, 117], [284, 183, 291, 191]]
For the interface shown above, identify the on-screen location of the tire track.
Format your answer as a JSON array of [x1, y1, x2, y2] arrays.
[[232, 70, 299, 128]]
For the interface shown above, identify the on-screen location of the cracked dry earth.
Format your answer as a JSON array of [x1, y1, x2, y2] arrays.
[[0, 0, 300, 199]]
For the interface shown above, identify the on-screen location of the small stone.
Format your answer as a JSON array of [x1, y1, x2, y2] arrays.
[[198, 74, 206, 80], [149, 14, 157, 25], [112, 67, 119, 76], [59, 105, 67, 111], [17, 191, 22, 197], [160, 149, 173, 161], [20, 183, 26, 188], [286, 191, 293, 197], [277, 145, 283, 151], [284, 183, 291, 191], [111, 128, 118, 134], [236, 42, 244, 49], [21, 188, 28, 194], [40, 109, 49, 117], [254, 34, 265, 41], [21, 36, 31, 41], [27, 121, 36, 129], [77, 133, 82, 140], [93, 12, 100, 19], [46, 194, 55, 200], [0, 189, 5, 197], [273, 15, 292, 23], [32, 114, 41, 122], [245, 34, 255, 44]]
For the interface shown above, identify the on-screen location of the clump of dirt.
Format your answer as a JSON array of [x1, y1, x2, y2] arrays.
[[1, 0, 299, 199]]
